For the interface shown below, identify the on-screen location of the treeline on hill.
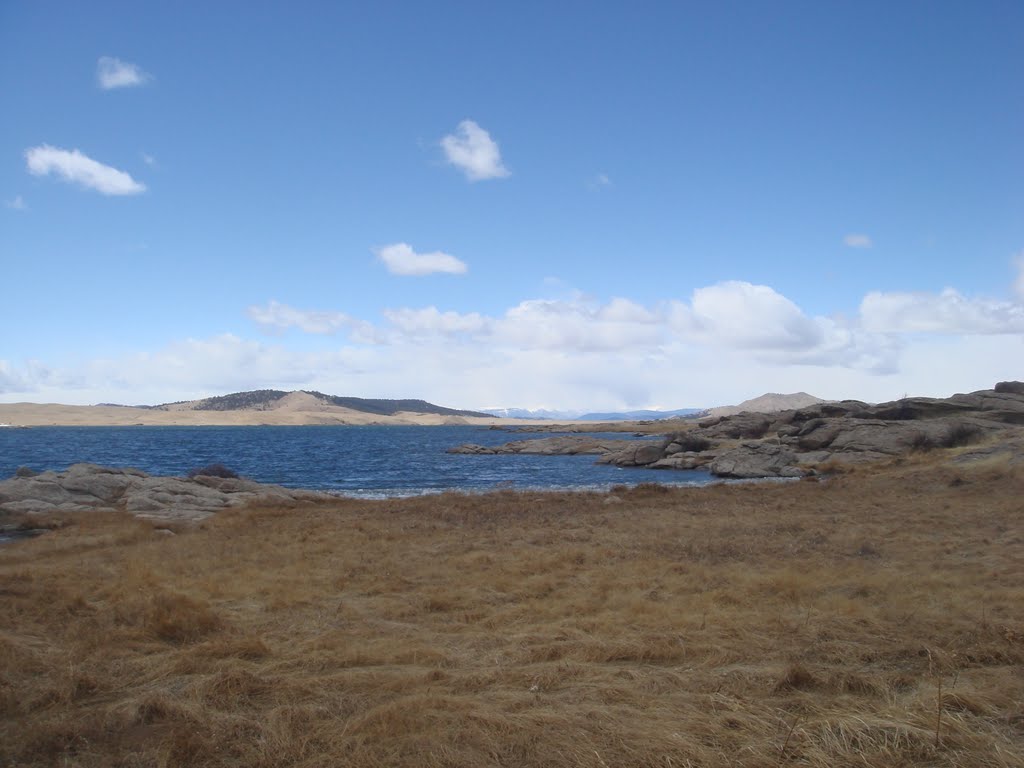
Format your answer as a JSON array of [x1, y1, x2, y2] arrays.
[[191, 390, 290, 411], [305, 391, 490, 418]]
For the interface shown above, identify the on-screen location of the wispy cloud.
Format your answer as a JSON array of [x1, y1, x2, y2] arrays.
[[24, 145, 145, 196], [383, 307, 490, 336], [843, 233, 873, 248], [440, 120, 509, 181], [375, 243, 468, 276], [248, 300, 354, 335], [97, 56, 150, 89], [589, 173, 612, 189], [4, 195, 27, 211]]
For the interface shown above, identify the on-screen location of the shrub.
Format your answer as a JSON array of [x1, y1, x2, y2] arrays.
[[943, 422, 983, 449], [146, 592, 222, 643]]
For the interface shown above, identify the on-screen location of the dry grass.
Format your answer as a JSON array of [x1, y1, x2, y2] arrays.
[[1, 455, 1022, 767]]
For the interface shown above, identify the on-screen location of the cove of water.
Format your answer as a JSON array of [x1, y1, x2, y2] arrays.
[[0, 425, 714, 498]]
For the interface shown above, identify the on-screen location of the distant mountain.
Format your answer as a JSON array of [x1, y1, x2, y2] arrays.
[[578, 408, 704, 421], [153, 390, 491, 418], [480, 407, 704, 421], [702, 392, 825, 418], [480, 407, 586, 420]]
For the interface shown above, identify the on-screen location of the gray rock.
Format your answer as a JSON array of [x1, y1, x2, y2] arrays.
[[700, 412, 771, 440], [0, 478, 76, 506], [994, 381, 1024, 396], [796, 419, 844, 450], [447, 444, 496, 455], [649, 455, 703, 470], [597, 441, 671, 467], [451, 436, 640, 457], [0, 463, 333, 523], [1, 500, 58, 514], [61, 463, 145, 501], [709, 443, 809, 479]]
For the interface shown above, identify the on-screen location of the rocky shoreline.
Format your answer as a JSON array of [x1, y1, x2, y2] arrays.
[[3, 383, 1021, 531], [453, 382, 1024, 479], [0, 463, 331, 524]]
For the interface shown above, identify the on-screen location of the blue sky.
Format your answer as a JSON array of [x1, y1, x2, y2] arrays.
[[2, 1, 1023, 409]]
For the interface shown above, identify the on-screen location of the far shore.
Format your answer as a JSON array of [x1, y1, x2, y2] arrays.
[[0, 402, 586, 428]]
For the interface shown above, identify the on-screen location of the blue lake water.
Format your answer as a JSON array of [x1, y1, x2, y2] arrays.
[[0, 426, 714, 498]]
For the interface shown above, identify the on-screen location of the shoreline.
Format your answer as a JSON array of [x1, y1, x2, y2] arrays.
[[0, 403, 577, 428]]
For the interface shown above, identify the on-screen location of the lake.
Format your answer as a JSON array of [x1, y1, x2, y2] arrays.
[[0, 425, 714, 498]]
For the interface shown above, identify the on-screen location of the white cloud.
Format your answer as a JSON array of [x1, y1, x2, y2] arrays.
[[860, 288, 1024, 334], [440, 120, 510, 181], [676, 281, 822, 350], [5, 195, 27, 211], [383, 307, 490, 336], [667, 281, 898, 373], [6, 275, 1022, 410], [375, 243, 468, 276], [25, 145, 145, 196], [844, 233, 873, 248], [141, 153, 156, 166], [590, 173, 612, 189], [97, 56, 150, 89], [247, 300, 355, 335], [493, 297, 662, 352]]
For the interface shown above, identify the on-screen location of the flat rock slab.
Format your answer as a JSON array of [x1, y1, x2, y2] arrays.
[[0, 463, 331, 522], [449, 436, 641, 456], [709, 443, 810, 479]]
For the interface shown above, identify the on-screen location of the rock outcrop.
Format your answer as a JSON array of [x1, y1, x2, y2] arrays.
[[454, 383, 1024, 480], [447, 436, 641, 456], [0, 463, 330, 522], [708, 442, 809, 479]]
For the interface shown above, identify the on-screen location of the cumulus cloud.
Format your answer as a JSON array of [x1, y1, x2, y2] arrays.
[[25, 145, 145, 196], [860, 288, 1024, 334], [255, 282, 892, 371], [5, 195, 26, 211], [97, 56, 150, 89], [667, 282, 899, 373], [10, 270, 1022, 410], [674, 281, 823, 350], [247, 300, 355, 335], [375, 243, 468, 276], [844, 233, 873, 248], [494, 297, 662, 352], [440, 120, 510, 181]]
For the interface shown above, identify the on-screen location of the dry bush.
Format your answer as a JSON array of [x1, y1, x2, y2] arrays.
[[146, 591, 223, 643]]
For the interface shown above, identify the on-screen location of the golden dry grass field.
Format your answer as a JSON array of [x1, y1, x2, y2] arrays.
[[1, 455, 1022, 767]]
